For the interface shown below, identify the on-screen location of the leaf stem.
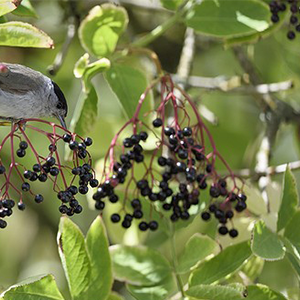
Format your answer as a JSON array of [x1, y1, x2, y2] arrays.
[[170, 224, 185, 298], [132, 0, 191, 48]]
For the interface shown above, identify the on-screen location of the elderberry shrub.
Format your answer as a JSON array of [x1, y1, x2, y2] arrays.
[[92, 76, 246, 237], [269, 0, 300, 40], [0, 119, 96, 228]]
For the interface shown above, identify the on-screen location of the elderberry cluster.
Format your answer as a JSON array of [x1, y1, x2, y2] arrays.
[[269, 0, 300, 40], [0, 133, 95, 228], [93, 117, 246, 237], [92, 131, 160, 231]]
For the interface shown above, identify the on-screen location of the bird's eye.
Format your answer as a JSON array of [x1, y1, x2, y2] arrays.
[[56, 102, 63, 109]]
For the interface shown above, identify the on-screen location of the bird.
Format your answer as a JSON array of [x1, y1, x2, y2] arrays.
[[0, 62, 68, 128]]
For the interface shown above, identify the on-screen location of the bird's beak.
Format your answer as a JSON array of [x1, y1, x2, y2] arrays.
[[57, 115, 67, 129]]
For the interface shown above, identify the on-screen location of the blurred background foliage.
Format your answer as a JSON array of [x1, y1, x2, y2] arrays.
[[0, 0, 300, 299]]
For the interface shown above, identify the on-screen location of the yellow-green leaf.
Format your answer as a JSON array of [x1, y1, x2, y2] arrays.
[[79, 4, 128, 58], [0, 0, 20, 17], [0, 21, 53, 48]]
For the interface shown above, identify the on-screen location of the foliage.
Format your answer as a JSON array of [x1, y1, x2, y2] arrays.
[[1, 0, 300, 299]]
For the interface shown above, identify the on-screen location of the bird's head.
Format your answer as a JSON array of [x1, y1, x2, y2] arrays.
[[49, 80, 68, 129]]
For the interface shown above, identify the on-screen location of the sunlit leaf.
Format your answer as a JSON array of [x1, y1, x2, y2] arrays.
[[186, 284, 247, 300], [0, 0, 20, 17], [2, 274, 64, 300], [247, 284, 287, 300], [185, 0, 271, 38], [189, 241, 252, 286], [177, 233, 220, 273], [85, 216, 113, 300], [0, 21, 53, 48], [57, 217, 90, 300], [79, 3, 128, 57], [110, 245, 172, 286], [126, 275, 175, 300]]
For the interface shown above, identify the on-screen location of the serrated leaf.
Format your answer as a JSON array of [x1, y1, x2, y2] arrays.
[[277, 165, 299, 232], [189, 241, 252, 286], [251, 220, 285, 260], [105, 64, 152, 119], [12, 0, 38, 18], [69, 85, 98, 138], [1, 274, 64, 300], [0, 0, 20, 17], [186, 284, 247, 300], [0, 21, 53, 48], [110, 245, 172, 286], [177, 233, 220, 273], [247, 284, 287, 300], [185, 0, 270, 38], [284, 210, 300, 254], [85, 216, 112, 300], [160, 0, 183, 10], [57, 217, 90, 300], [126, 275, 175, 300], [79, 4, 128, 58]]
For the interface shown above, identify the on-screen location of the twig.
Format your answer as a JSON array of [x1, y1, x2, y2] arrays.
[[233, 46, 300, 212], [231, 160, 300, 179], [47, 0, 80, 76], [47, 17, 77, 76], [172, 74, 293, 94]]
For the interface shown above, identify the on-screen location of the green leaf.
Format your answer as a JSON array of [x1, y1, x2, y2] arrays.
[[277, 165, 299, 232], [107, 292, 124, 300], [189, 241, 252, 286], [247, 284, 287, 300], [185, 0, 270, 38], [74, 53, 90, 78], [251, 220, 285, 260], [69, 85, 98, 138], [160, 0, 183, 10], [85, 216, 113, 300], [110, 245, 172, 286], [79, 3, 128, 58], [2, 274, 64, 300], [241, 256, 264, 282], [284, 210, 300, 254], [282, 237, 300, 279], [225, 10, 288, 47], [0, 0, 20, 17], [0, 21, 53, 48], [177, 233, 220, 273], [12, 0, 38, 18], [57, 217, 90, 300], [74, 54, 110, 92], [105, 64, 152, 119], [126, 275, 175, 300], [186, 284, 247, 300], [82, 58, 111, 93]]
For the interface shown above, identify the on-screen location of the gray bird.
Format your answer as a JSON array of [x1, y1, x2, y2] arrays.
[[0, 62, 67, 128]]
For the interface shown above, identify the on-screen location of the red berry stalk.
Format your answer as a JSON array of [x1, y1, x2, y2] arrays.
[[0, 118, 96, 228], [93, 75, 246, 237]]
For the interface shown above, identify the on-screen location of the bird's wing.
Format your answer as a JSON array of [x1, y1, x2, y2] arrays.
[[0, 63, 47, 94]]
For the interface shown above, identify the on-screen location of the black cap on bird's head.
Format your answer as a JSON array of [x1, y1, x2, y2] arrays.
[[51, 80, 68, 129]]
